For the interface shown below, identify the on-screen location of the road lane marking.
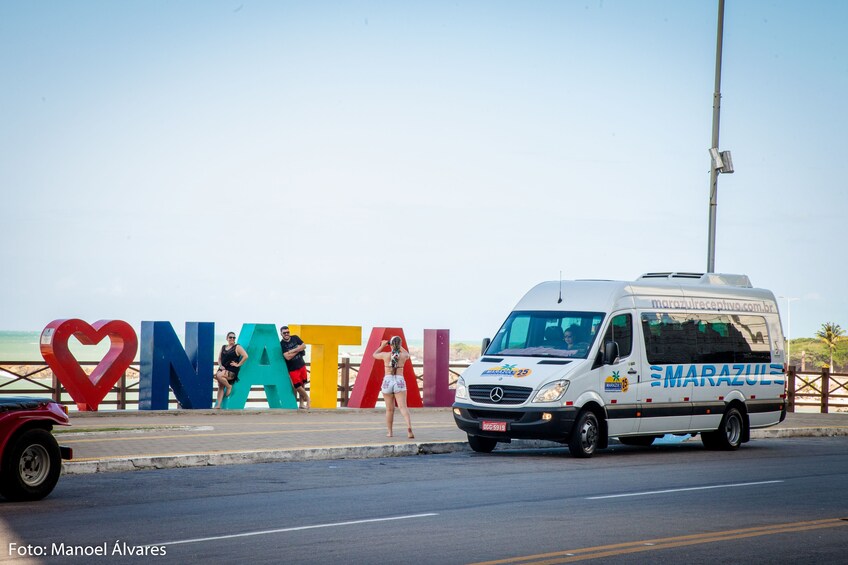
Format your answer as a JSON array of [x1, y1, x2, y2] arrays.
[[469, 518, 848, 564], [586, 480, 783, 499], [151, 513, 439, 547]]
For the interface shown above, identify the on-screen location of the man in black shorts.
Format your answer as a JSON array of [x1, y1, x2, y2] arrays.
[[280, 325, 310, 409]]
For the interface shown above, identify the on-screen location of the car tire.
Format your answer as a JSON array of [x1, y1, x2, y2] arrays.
[[0, 428, 62, 501]]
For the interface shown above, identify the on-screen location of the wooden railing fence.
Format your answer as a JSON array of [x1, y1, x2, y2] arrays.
[[0, 359, 468, 410], [2, 361, 846, 413], [785, 366, 848, 413]]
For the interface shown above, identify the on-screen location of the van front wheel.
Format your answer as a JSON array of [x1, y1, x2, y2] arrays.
[[569, 410, 600, 458], [467, 434, 497, 453]]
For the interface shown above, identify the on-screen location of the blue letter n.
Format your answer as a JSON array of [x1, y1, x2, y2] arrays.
[[139, 321, 214, 410]]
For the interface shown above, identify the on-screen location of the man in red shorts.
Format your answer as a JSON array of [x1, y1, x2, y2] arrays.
[[280, 325, 310, 409]]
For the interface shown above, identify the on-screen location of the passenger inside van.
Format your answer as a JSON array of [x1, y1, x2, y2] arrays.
[[543, 326, 564, 347]]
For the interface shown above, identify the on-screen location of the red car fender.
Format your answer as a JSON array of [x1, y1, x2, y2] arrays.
[[0, 400, 71, 468]]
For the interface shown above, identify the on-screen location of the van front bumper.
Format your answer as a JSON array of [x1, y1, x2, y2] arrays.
[[452, 403, 578, 442]]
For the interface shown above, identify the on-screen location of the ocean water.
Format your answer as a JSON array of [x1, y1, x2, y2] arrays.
[[0, 331, 193, 362], [0, 331, 48, 361]]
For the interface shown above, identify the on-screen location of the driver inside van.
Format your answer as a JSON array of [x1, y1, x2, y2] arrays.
[[563, 329, 576, 349], [563, 326, 590, 355]]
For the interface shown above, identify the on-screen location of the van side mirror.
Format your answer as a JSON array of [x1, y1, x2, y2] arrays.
[[603, 341, 619, 365], [481, 337, 491, 355]]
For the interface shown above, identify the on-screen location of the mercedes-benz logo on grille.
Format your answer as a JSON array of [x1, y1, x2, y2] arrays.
[[489, 387, 504, 403]]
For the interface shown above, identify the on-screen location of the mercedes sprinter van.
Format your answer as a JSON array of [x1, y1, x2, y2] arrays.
[[452, 272, 787, 457]]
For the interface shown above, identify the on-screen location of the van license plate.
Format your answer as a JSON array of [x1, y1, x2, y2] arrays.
[[481, 421, 507, 432]]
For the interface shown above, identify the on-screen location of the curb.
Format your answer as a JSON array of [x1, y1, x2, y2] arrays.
[[751, 426, 848, 439], [62, 442, 472, 475]]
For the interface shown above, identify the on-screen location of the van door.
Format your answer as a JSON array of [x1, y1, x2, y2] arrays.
[[594, 312, 641, 437], [636, 312, 694, 434]]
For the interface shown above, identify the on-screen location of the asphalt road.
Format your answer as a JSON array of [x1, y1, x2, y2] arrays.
[[2, 437, 848, 564]]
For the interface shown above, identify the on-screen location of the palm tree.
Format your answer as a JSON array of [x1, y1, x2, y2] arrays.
[[815, 322, 844, 371]]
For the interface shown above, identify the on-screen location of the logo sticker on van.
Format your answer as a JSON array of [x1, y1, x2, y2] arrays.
[[482, 365, 532, 378], [604, 371, 629, 392]]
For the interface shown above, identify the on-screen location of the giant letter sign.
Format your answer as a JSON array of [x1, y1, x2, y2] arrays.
[[139, 321, 214, 410], [40, 319, 138, 411], [423, 329, 454, 407], [221, 323, 296, 409], [348, 327, 423, 409], [288, 325, 361, 409]]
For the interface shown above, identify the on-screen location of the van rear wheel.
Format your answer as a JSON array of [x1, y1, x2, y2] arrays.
[[569, 410, 600, 458], [702, 407, 744, 451], [467, 434, 497, 453]]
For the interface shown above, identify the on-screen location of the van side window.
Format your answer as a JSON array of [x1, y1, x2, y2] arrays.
[[603, 314, 633, 358], [641, 313, 771, 364]]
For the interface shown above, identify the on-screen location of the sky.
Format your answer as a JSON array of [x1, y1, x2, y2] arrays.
[[2, 0, 847, 344]]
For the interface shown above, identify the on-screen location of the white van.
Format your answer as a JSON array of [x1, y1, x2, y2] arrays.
[[453, 272, 787, 457]]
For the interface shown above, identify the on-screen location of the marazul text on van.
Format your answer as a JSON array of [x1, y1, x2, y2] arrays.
[[650, 364, 785, 388]]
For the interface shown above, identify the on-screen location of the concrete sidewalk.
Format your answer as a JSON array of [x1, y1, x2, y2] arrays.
[[58, 409, 848, 475]]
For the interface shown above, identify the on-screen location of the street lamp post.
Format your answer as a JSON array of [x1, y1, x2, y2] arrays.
[[706, 0, 733, 273]]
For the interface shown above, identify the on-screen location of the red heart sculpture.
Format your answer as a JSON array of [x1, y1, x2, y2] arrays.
[[40, 319, 138, 411]]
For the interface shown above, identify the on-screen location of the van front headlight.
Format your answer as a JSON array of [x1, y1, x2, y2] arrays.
[[531, 380, 569, 403], [455, 377, 469, 400]]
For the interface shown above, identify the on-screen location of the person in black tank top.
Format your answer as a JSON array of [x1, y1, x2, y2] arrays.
[[215, 332, 248, 408]]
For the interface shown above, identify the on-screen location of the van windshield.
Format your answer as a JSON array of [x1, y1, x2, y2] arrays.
[[486, 310, 605, 358]]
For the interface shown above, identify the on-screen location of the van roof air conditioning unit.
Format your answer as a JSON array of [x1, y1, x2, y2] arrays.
[[638, 272, 752, 288]]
